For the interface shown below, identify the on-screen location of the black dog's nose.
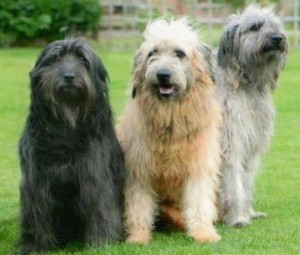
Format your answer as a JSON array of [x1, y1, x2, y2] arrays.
[[156, 69, 171, 83], [271, 34, 283, 44], [64, 73, 75, 83]]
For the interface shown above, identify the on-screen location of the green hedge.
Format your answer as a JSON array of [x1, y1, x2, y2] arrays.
[[0, 0, 102, 47]]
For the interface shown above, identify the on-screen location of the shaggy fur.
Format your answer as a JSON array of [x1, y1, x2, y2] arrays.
[[216, 4, 288, 227], [19, 39, 125, 254], [117, 18, 222, 244]]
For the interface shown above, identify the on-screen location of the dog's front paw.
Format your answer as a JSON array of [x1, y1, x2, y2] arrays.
[[20, 244, 46, 255], [228, 218, 250, 228], [126, 231, 150, 245], [189, 228, 221, 243], [224, 213, 251, 228], [250, 211, 267, 220]]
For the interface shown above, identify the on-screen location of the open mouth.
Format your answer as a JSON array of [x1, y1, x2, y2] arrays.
[[158, 84, 175, 97]]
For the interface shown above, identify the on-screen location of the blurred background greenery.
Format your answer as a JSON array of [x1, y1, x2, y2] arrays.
[[0, 0, 299, 49]]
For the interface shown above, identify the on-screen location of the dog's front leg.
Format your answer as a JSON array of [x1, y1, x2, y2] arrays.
[[124, 177, 157, 244], [79, 183, 123, 246], [20, 180, 57, 254], [183, 173, 221, 243], [244, 154, 267, 220], [221, 160, 252, 227]]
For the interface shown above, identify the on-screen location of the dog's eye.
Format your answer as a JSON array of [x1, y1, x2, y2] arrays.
[[174, 49, 186, 59], [250, 22, 262, 32], [54, 55, 62, 61], [148, 48, 158, 58], [78, 56, 90, 67], [77, 55, 86, 63], [250, 24, 258, 31]]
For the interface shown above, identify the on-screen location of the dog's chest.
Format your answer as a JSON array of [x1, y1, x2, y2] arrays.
[[34, 136, 88, 183], [223, 90, 275, 154], [153, 170, 186, 203], [50, 171, 79, 197], [245, 92, 274, 146], [149, 150, 192, 202]]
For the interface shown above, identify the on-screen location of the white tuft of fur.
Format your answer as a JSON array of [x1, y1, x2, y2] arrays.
[[231, 4, 281, 26], [143, 18, 200, 48]]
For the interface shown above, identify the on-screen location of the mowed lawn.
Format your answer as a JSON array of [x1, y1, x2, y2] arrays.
[[0, 45, 299, 255]]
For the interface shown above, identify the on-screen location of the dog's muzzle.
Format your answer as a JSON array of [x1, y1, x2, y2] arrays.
[[57, 72, 86, 105], [64, 72, 75, 84], [262, 33, 286, 53], [156, 68, 175, 97]]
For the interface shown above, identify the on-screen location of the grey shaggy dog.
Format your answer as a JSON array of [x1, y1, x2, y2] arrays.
[[216, 4, 288, 227]]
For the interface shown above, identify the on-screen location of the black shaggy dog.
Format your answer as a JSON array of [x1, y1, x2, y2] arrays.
[[19, 39, 125, 254]]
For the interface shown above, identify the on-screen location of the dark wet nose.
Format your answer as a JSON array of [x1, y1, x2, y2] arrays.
[[271, 34, 283, 45], [64, 72, 75, 83], [156, 68, 171, 83]]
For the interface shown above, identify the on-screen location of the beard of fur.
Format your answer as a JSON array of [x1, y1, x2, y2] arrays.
[[40, 70, 94, 129], [222, 51, 287, 91], [239, 45, 287, 90], [238, 55, 285, 91]]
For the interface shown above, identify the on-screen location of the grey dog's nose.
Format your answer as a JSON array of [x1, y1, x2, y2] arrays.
[[156, 68, 171, 83], [64, 73, 75, 83], [271, 34, 283, 44]]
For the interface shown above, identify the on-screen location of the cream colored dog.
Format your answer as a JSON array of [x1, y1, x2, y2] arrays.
[[117, 18, 222, 244]]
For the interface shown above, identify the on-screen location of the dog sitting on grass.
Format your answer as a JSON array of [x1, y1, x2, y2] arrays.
[[216, 4, 288, 227], [117, 18, 222, 244], [19, 39, 125, 254]]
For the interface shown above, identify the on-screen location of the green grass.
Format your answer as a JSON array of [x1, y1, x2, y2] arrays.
[[0, 45, 299, 255]]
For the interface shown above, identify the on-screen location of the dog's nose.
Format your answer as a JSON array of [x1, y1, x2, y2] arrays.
[[64, 73, 75, 83], [156, 69, 171, 83], [271, 34, 283, 44]]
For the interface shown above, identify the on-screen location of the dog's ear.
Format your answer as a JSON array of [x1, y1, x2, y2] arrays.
[[29, 41, 64, 83], [83, 45, 109, 94], [197, 44, 215, 82], [217, 23, 239, 69], [131, 50, 143, 99], [131, 86, 137, 99], [133, 51, 142, 70], [30, 41, 61, 69], [95, 56, 109, 86]]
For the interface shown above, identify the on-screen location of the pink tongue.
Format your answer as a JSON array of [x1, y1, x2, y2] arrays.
[[159, 86, 174, 95]]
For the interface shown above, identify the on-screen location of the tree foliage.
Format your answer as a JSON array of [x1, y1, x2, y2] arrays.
[[0, 0, 102, 47]]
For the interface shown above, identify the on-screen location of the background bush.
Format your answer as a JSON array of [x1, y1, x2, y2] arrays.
[[0, 0, 102, 47]]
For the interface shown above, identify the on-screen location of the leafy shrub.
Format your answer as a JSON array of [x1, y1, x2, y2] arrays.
[[0, 0, 102, 47]]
